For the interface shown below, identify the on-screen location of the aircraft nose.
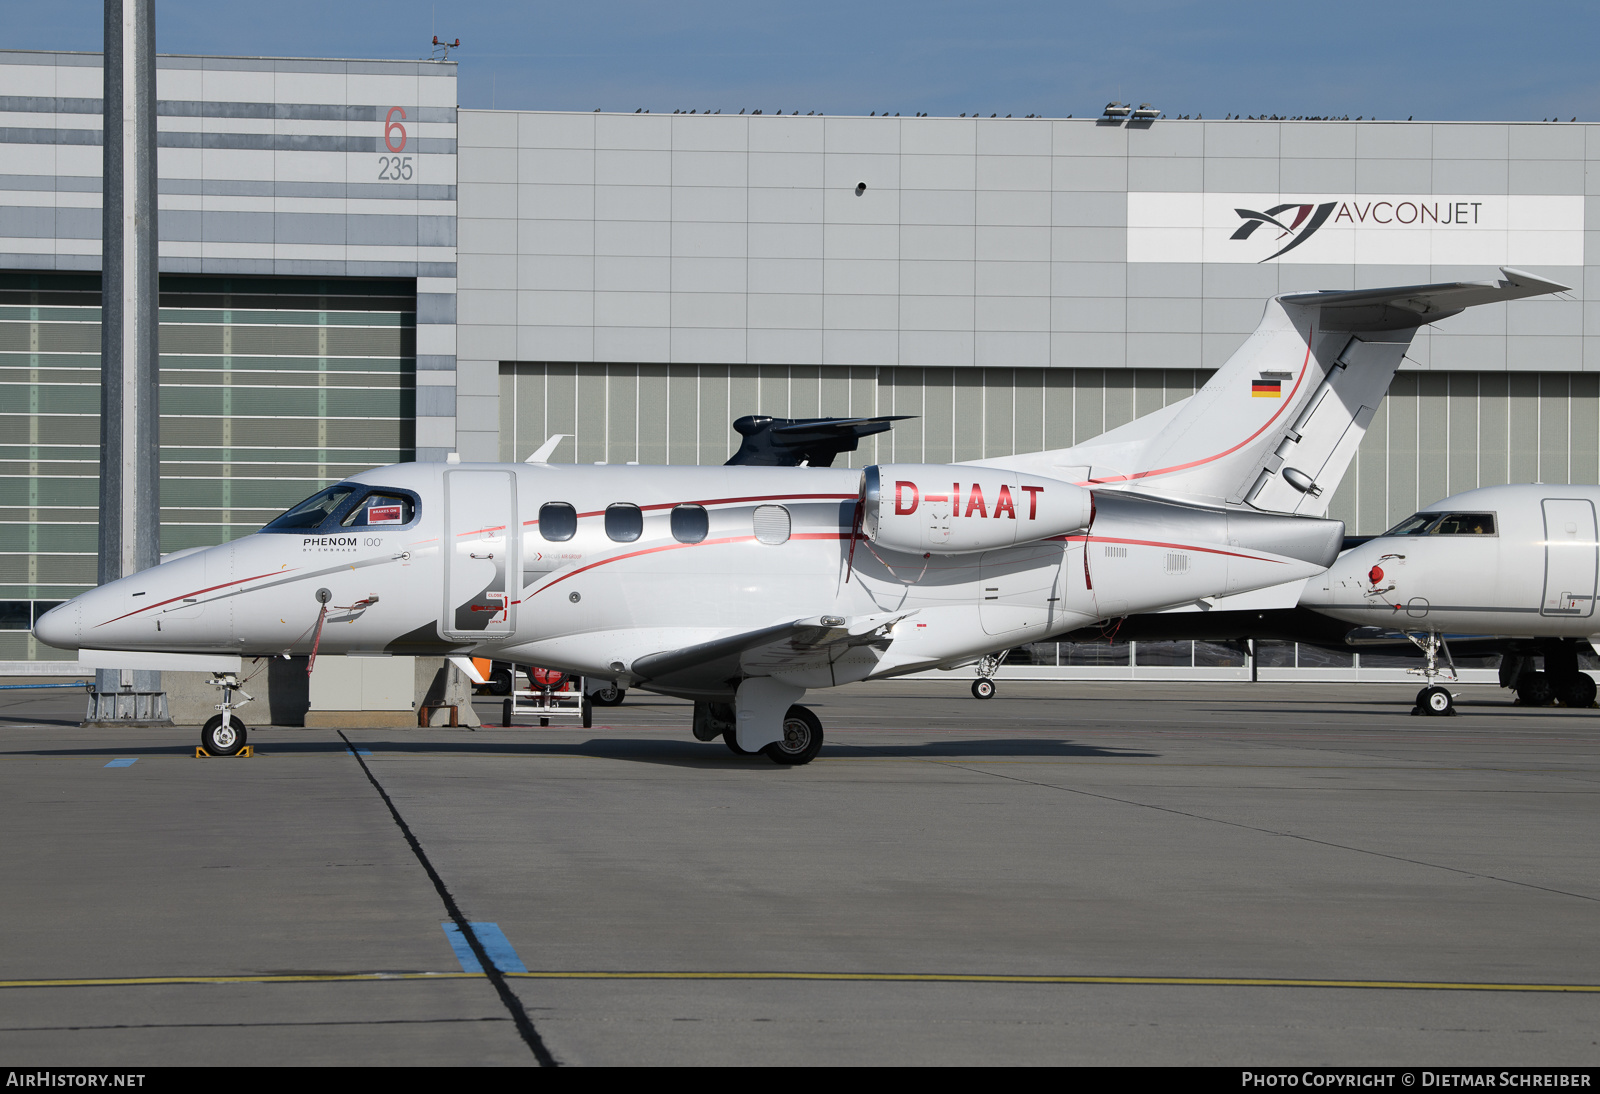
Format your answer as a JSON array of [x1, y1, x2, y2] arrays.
[[32, 599, 82, 651]]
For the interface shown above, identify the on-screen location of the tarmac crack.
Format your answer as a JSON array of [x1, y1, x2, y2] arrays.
[[336, 729, 559, 1066], [912, 755, 1600, 905]]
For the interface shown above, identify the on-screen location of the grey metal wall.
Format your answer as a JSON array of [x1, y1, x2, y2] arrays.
[[500, 361, 1600, 537]]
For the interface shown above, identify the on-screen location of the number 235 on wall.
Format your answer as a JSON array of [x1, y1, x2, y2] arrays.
[[378, 106, 413, 180]]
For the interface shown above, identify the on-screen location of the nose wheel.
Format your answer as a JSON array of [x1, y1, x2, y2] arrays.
[[1413, 685, 1456, 717], [972, 678, 996, 700], [201, 713, 248, 754]]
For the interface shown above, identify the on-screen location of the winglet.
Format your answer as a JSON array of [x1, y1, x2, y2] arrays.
[[526, 435, 571, 463]]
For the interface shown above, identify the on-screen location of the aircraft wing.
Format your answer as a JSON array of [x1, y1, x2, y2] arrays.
[[1280, 267, 1569, 331], [631, 611, 916, 693]]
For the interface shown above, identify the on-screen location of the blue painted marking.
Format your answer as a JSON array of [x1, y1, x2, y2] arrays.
[[103, 758, 138, 768], [348, 748, 372, 756], [440, 922, 527, 974]]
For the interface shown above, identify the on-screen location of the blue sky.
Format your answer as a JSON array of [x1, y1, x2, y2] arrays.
[[14, 1, 1597, 122]]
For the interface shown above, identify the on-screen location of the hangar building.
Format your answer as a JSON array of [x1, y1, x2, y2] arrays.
[[3, 47, 1597, 675]]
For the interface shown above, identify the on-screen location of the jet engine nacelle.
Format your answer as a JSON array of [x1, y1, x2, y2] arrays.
[[860, 464, 1092, 555]]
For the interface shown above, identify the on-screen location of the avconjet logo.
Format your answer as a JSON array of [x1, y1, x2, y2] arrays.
[[1231, 202, 1338, 261]]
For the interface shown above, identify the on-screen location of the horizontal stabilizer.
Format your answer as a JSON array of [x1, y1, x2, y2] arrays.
[[1281, 267, 1569, 331], [727, 414, 913, 467]]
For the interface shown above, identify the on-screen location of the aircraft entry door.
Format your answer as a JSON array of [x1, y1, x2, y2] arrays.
[[443, 470, 518, 640], [1540, 498, 1597, 618]]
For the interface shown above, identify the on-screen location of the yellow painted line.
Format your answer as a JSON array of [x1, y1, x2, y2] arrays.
[[3, 971, 1597, 993]]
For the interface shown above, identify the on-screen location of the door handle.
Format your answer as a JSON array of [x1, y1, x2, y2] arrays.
[[470, 552, 495, 559]]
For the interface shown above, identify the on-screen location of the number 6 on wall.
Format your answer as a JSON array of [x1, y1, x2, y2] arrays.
[[385, 106, 407, 153]]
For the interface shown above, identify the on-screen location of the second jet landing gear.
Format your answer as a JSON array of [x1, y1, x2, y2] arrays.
[[1406, 631, 1458, 716], [693, 700, 825, 765], [970, 650, 1008, 699]]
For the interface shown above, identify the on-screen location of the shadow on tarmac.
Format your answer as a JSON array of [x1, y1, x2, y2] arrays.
[[0, 736, 1159, 766]]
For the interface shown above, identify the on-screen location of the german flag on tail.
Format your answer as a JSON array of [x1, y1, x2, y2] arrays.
[[1251, 379, 1281, 398]]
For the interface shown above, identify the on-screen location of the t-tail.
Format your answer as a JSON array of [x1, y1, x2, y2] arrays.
[[976, 267, 1568, 513]]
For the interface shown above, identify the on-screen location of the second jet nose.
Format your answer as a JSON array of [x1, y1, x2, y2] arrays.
[[32, 599, 82, 651]]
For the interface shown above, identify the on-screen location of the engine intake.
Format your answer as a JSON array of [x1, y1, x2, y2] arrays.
[[859, 464, 1093, 554]]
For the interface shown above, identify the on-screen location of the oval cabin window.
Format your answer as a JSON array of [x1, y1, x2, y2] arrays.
[[753, 504, 790, 545], [539, 502, 577, 542], [671, 504, 709, 544], [605, 503, 643, 543]]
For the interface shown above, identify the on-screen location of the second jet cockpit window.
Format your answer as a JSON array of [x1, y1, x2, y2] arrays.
[[1383, 511, 1496, 536], [606, 503, 644, 542], [671, 504, 709, 544], [539, 502, 577, 541]]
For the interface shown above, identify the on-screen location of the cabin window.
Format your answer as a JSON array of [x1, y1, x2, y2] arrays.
[[539, 502, 577, 541], [261, 486, 358, 532], [753, 504, 791, 544], [671, 504, 709, 544], [341, 493, 415, 527], [606, 503, 643, 543]]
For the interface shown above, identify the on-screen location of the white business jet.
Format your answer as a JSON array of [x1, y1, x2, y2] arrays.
[[35, 269, 1563, 761], [1301, 484, 1600, 714]]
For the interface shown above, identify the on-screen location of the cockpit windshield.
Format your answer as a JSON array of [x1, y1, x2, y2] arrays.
[[1381, 511, 1496, 537], [261, 487, 357, 532]]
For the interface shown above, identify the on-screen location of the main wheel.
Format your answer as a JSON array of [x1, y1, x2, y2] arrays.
[[1555, 673, 1597, 708], [723, 729, 755, 756], [972, 678, 996, 700], [763, 705, 824, 766], [1417, 686, 1455, 716], [1516, 671, 1554, 707], [201, 714, 247, 756], [590, 683, 626, 706]]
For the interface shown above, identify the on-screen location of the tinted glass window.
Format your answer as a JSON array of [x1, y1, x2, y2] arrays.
[[342, 493, 415, 527], [753, 504, 791, 544], [0, 601, 29, 630], [606, 503, 643, 543], [1431, 512, 1496, 535], [539, 502, 577, 542], [671, 504, 709, 544], [261, 486, 357, 532], [1381, 512, 1442, 537]]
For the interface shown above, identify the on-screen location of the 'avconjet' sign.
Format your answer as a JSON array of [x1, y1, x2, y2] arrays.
[[1127, 193, 1583, 265]]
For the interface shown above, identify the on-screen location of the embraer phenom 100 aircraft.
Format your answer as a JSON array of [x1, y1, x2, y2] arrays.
[[35, 269, 1564, 762]]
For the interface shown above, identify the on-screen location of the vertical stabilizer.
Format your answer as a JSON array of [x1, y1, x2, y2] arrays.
[[974, 268, 1568, 510]]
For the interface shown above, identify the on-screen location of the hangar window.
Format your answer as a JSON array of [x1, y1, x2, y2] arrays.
[[539, 502, 577, 542], [606, 503, 643, 543], [671, 504, 709, 544], [261, 486, 358, 532], [341, 493, 415, 528], [753, 504, 791, 544], [0, 601, 28, 629]]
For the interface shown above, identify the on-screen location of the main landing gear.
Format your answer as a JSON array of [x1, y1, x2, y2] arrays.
[[693, 701, 825, 765], [1406, 632, 1458, 717], [970, 650, 1008, 699], [1503, 641, 1599, 708], [201, 673, 252, 754]]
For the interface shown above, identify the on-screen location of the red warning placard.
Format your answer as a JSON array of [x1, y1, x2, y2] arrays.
[[368, 504, 403, 524]]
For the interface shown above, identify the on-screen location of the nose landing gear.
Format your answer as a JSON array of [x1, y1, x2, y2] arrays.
[[1406, 632, 1458, 717], [970, 650, 1007, 699], [201, 673, 253, 753]]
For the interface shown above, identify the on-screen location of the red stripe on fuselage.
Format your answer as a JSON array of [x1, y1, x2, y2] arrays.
[[95, 567, 301, 627], [1080, 329, 1314, 486], [521, 492, 857, 526], [521, 532, 851, 599], [1058, 534, 1284, 564]]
